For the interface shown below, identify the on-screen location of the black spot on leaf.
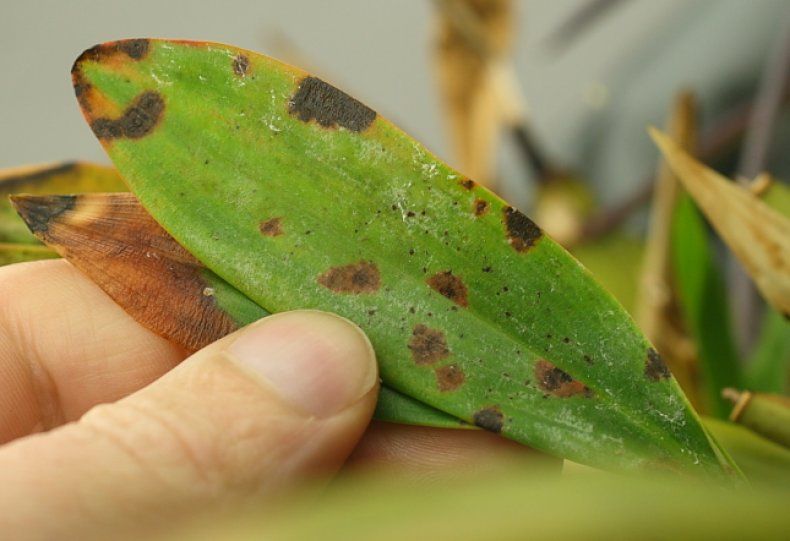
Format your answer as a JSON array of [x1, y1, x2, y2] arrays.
[[503, 206, 542, 252], [10, 195, 76, 233], [90, 91, 165, 140], [289, 76, 376, 132], [117, 39, 150, 60], [233, 54, 250, 77], [473, 406, 504, 433]]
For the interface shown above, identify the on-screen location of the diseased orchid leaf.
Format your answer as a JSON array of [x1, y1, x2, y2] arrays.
[[0, 162, 125, 245], [11, 192, 464, 428], [69, 38, 736, 476]]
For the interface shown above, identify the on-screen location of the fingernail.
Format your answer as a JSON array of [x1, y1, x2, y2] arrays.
[[227, 310, 378, 417]]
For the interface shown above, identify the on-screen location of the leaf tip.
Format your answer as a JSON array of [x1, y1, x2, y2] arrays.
[[10, 194, 76, 234]]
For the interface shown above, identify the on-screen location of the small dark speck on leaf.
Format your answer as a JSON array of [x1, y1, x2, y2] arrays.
[[473, 198, 489, 216], [232, 54, 250, 77]]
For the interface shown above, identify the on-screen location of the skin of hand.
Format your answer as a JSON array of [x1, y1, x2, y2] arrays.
[[0, 260, 543, 540]]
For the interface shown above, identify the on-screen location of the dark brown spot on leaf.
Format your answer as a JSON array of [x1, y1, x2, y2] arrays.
[[318, 261, 380, 294], [473, 406, 504, 433], [75, 39, 150, 66], [645, 347, 671, 381], [90, 91, 165, 140], [232, 54, 250, 77], [408, 324, 449, 365], [473, 198, 489, 216], [503, 206, 542, 252], [459, 178, 475, 190], [259, 217, 283, 237], [436, 364, 465, 392], [117, 39, 150, 60], [289, 76, 376, 132], [10, 195, 76, 233], [426, 270, 469, 307], [534, 359, 592, 398]]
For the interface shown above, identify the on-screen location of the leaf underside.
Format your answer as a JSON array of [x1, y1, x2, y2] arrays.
[[67, 38, 733, 475]]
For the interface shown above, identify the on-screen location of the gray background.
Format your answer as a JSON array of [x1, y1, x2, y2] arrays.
[[1, 0, 787, 206]]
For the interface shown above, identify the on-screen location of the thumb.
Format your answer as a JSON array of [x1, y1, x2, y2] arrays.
[[0, 310, 379, 539]]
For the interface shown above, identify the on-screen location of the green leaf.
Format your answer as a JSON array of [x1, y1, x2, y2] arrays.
[[71, 38, 734, 476], [760, 177, 790, 218], [0, 162, 125, 245], [160, 471, 790, 541], [704, 417, 790, 487], [670, 193, 741, 417], [375, 385, 471, 429], [0, 242, 57, 266], [744, 308, 790, 393]]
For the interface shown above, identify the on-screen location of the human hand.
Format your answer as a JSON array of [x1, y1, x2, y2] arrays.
[[0, 260, 538, 540]]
